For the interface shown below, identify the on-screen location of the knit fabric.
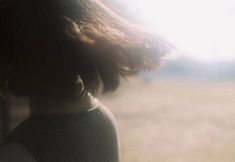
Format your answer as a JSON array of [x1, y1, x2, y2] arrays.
[[0, 142, 36, 162], [5, 106, 119, 162]]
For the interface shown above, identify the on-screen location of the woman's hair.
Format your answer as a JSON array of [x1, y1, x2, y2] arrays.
[[0, 0, 170, 98]]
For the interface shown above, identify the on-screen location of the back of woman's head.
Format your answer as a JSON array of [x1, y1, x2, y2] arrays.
[[0, 0, 170, 99]]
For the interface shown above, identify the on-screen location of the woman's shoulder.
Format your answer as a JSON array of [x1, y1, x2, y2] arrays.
[[0, 142, 36, 162], [3, 100, 120, 162], [7, 99, 118, 137], [95, 102, 118, 127]]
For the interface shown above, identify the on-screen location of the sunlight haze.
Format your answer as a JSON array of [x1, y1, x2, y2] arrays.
[[119, 0, 235, 62]]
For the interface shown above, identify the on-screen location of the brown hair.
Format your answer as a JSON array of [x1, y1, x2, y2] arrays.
[[0, 0, 170, 98]]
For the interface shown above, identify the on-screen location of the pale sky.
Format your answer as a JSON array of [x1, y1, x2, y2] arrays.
[[120, 0, 235, 61]]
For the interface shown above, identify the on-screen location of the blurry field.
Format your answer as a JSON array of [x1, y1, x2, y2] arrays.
[[99, 80, 235, 162]]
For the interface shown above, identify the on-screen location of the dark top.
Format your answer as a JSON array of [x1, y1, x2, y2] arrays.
[[4, 106, 119, 162]]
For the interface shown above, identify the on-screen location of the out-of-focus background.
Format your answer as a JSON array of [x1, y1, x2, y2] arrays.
[[2, 0, 235, 162], [100, 69, 235, 162], [100, 1, 235, 161]]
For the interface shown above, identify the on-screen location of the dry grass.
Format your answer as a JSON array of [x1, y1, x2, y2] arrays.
[[99, 80, 235, 162]]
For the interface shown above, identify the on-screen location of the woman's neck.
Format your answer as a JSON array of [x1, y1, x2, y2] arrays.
[[29, 93, 99, 115]]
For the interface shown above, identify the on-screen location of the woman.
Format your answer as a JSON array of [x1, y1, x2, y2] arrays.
[[0, 0, 170, 161]]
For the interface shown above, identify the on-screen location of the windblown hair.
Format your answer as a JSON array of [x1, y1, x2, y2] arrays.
[[0, 0, 170, 98]]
